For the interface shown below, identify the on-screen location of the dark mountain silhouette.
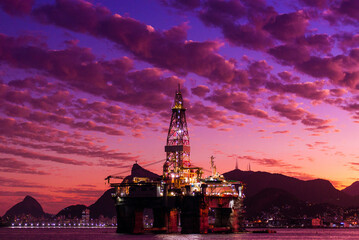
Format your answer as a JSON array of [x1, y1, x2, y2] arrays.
[[56, 204, 87, 219], [245, 188, 306, 218], [245, 188, 341, 220], [88, 188, 115, 219], [123, 163, 161, 182], [55, 163, 160, 219], [223, 169, 359, 207], [3, 196, 46, 218], [342, 181, 359, 196]]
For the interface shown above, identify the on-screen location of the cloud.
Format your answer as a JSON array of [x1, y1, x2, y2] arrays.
[[0, 33, 191, 112], [279, 171, 316, 181], [329, 88, 347, 97], [161, 0, 201, 10], [72, 121, 125, 136], [336, 0, 359, 22], [0, 176, 46, 188], [247, 60, 272, 89], [55, 188, 105, 198], [269, 44, 310, 65], [0, 157, 48, 175], [206, 89, 270, 119], [301, 114, 331, 127], [271, 102, 307, 121], [300, 0, 328, 9], [196, 0, 275, 50], [263, 11, 309, 41], [296, 56, 344, 83], [303, 34, 333, 53], [0, 144, 91, 166], [271, 101, 333, 131], [0, 115, 140, 163], [334, 33, 359, 51], [348, 162, 359, 171], [31, 0, 241, 84], [273, 130, 289, 134], [188, 101, 244, 128], [0, 0, 34, 16], [266, 81, 329, 100], [198, 0, 246, 27], [191, 85, 210, 97], [269, 34, 333, 65], [238, 155, 301, 169], [277, 71, 299, 83], [223, 23, 274, 50]]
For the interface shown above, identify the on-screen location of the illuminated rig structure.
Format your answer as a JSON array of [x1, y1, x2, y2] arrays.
[[108, 86, 244, 234]]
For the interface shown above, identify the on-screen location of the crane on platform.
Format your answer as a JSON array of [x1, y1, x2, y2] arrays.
[[105, 159, 165, 184]]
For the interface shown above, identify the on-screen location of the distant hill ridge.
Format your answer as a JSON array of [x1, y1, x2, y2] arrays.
[[4, 195, 46, 218], [342, 181, 359, 196], [4, 165, 359, 219], [223, 169, 359, 207]]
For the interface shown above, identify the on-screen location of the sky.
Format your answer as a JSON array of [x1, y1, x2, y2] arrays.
[[0, 0, 359, 215]]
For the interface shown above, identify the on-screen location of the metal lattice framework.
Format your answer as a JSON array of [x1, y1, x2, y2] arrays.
[[164, 85, 190, 180]]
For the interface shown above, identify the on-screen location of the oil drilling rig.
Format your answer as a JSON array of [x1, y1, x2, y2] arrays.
[[108, 86, 244, 234]]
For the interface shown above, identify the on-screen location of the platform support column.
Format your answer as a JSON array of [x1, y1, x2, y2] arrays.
[[168, 209, 179, 233], [133, 208, 144, 234]]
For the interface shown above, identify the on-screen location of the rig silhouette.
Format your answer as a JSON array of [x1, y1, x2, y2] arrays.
[[107, 86, 244, 234]]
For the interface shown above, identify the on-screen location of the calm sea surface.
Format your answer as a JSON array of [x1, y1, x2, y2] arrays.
[[1, 228, 359, 240]]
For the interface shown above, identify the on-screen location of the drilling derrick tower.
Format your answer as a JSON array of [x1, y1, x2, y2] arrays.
[[164, 85, 194, 187]]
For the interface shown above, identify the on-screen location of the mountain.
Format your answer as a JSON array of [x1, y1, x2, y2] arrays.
[[56, 204, 87, 219], [56, 163, 160, 219], [123, 163, 161, 182], [244, 188, 341, 220], [223, 169, 359, 207], [54, 189, 116, 220], [88, 163, 160, 219], [3, 196, 46, 218], [342, 181, 359, 196], [245, 188, 306, 219], [89, 188, 116, 219]]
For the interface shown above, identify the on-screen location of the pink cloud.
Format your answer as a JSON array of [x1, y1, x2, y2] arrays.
[[334, 33, 359, 51], [0, 0, 34, 16], [31, 0, 240, 84], [0, 157, 48, 175], [301, 114, 331, 126], [269, 44, 310, 65], [266, 81, 329, 100], [337, 0, 359, 21], [199, 0, 246, 27], [273, 130, 289, 134], [271, 102, 307, 121], [206, 89, 270, 119], [0, 143, 90, 166], [191, 85, 210, 97], [238, 155, 301, 169], [300, 0, 328, 9], [263, 11, 309, 41], [277, 71, 300, 83], [297, 56, 344, 82], [189, 101, 244, 128], [0, 176, 46, 188]]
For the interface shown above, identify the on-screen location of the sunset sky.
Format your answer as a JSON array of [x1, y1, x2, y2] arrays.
[[1, 0, 359, 215]]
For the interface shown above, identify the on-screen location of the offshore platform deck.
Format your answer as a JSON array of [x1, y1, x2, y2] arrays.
[[107, 86, 244, 234]]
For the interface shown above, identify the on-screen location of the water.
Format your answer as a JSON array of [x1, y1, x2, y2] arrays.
[[1, 228, 359, 239]]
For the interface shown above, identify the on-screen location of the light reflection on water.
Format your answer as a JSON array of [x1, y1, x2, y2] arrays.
[[1, 228, 359, 240]]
